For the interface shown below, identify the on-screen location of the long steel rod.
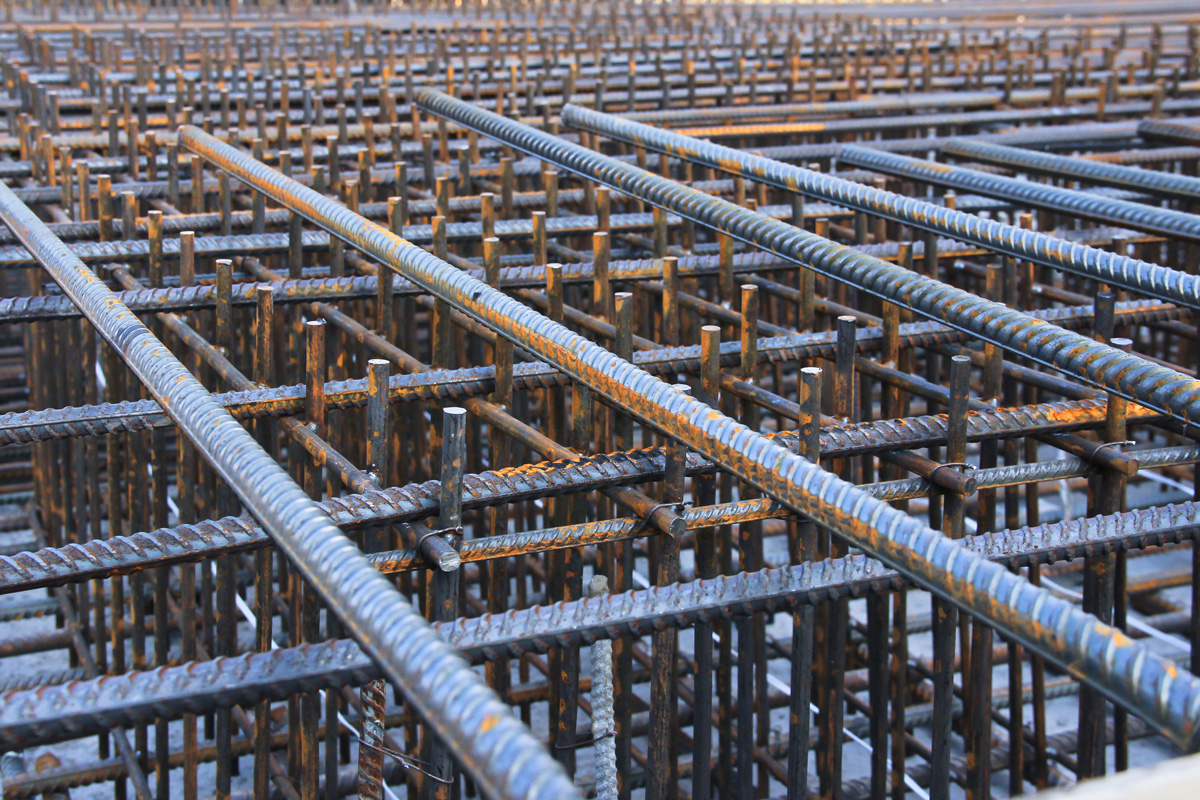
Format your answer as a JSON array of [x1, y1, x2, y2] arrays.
[[6, 495, 1200, 749], [838, 144, 1200, 242], [2, 296, 1173, 447], [181, 116, 1200, 750], [438, 94, 1200, 439], [557, 102, 1200, 312], [5, 441, 1197, 596], [941, 138, 1200, 202], [0, 227, 1168, 324], [1139, 119, 1200, 147], [0, 179, 578, 800]]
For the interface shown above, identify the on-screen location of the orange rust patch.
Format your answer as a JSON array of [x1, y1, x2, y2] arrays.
[[677, 122, 826, 138]]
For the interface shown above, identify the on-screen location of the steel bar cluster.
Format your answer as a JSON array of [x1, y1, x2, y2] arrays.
[[4, 2, 1200, 800]]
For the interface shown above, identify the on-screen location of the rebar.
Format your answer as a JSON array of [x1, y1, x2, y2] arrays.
[[2, 4, 1200, 800]]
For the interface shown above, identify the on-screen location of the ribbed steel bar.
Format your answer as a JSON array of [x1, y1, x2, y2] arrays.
[[559, 103, 1200, 312], [739, 117, 1146, 165], [942, 138, 1200, 202], [183, 113, 1200, 750], [619, 90, 1004, 125], [839, 144, 1200, 242], [0, 296, 1177, 446], [6, 497, 1200, 749], [0, 186, 558, 245], [1085, 146, 1200, 165], [0, 178, 578, 800], [445, 95, 1200, 428], [3, 395, 1162, 595], [13, 433, 1195, 598], [668, 106, 1128, 141], [1139, 119, 1200, 147], [10, 14, 1194, 796], [0, 226, 1167, 325], [0, 209, 783, 268]]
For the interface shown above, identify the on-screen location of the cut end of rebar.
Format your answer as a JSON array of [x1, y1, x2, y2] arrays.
[[438, 550, 462, 572]]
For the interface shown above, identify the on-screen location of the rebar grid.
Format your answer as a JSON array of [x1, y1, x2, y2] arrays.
[[2, 3, 1200, 800]]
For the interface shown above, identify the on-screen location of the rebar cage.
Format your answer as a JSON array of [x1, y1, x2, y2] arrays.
[[2, 2, 1200, 800]]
